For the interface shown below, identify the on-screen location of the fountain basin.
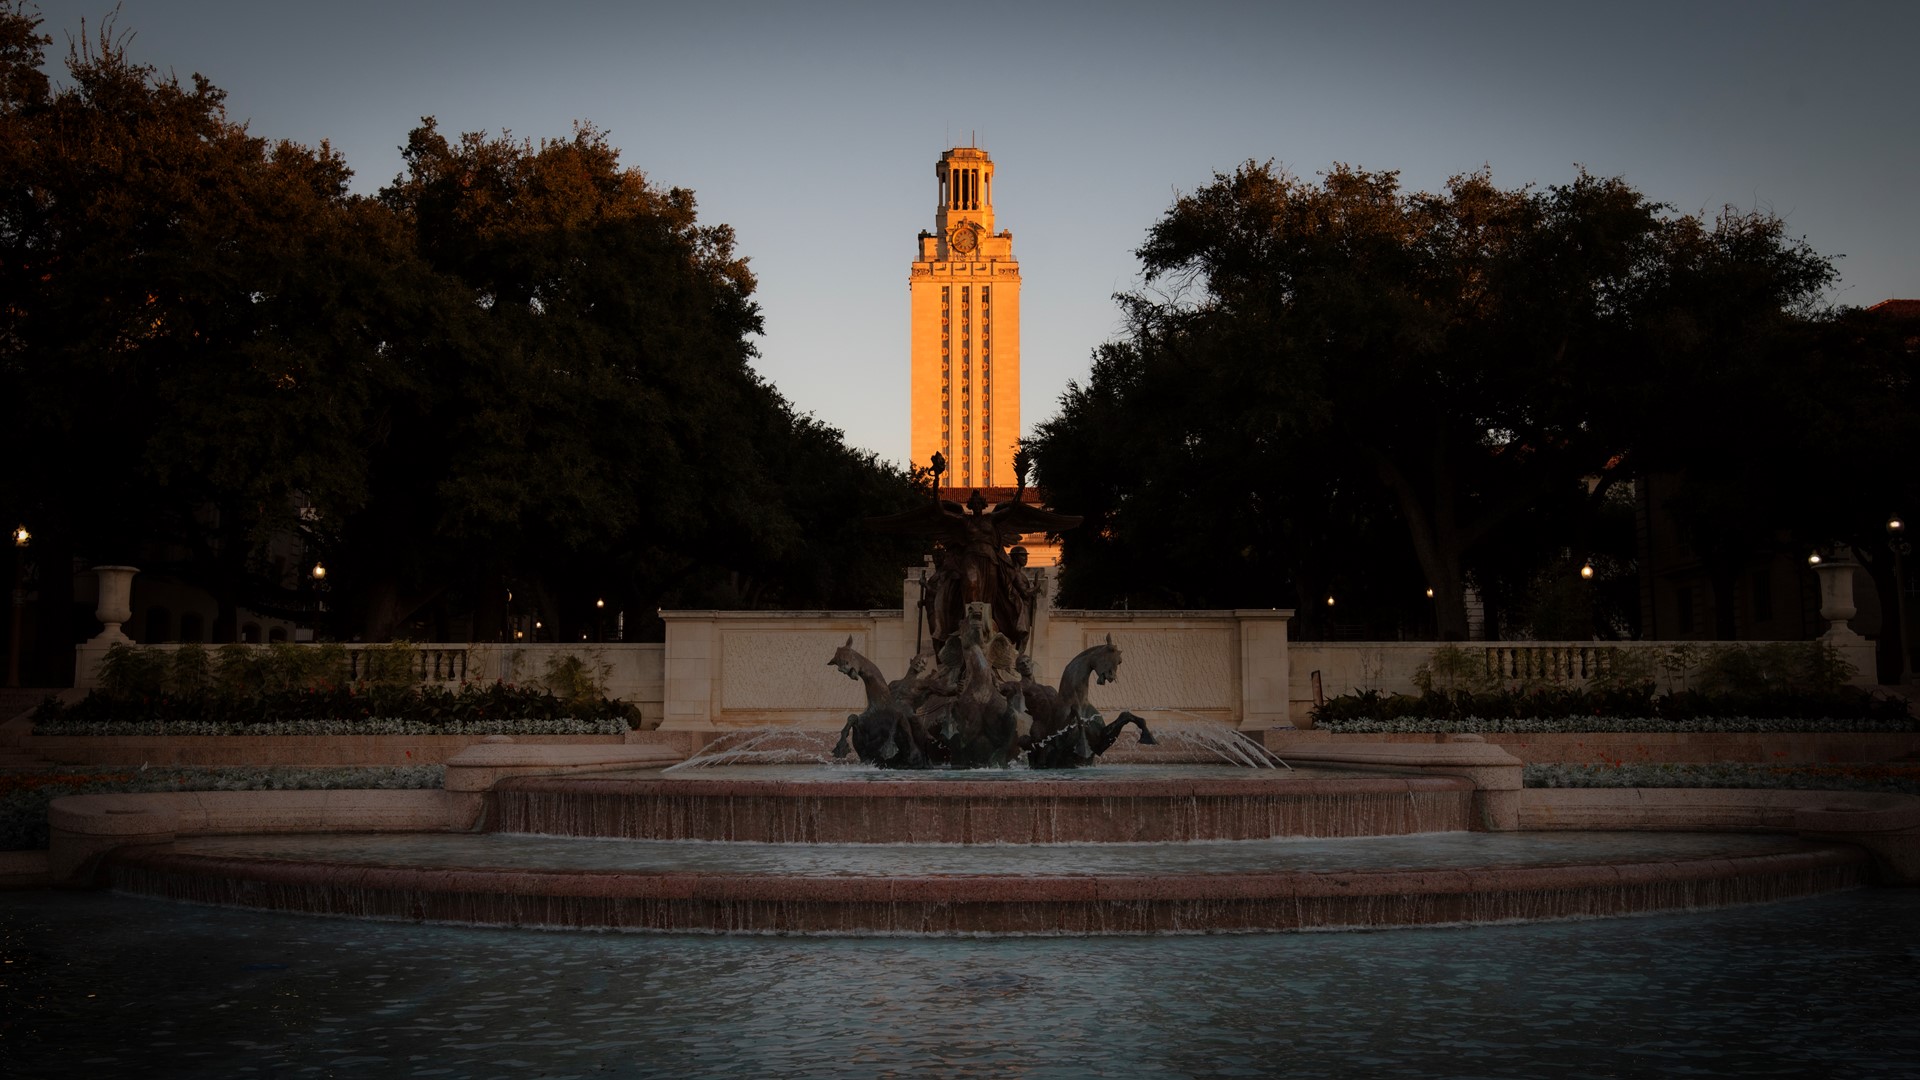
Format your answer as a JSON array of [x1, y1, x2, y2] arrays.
[[490, 765, 1475, 843], [105, 831, 1868, 935]]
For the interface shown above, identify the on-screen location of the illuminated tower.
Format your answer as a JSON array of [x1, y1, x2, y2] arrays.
[[909, 147, 1020, 489]]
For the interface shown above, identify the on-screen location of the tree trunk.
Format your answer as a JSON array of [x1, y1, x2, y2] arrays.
[[1364, 436, 1471, 641]]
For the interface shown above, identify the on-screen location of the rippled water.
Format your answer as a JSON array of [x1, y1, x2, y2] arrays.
[[5, 889, 1916, 1078]]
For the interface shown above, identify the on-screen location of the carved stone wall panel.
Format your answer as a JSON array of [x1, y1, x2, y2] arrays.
[[720, 629, 871, 711], [1082, 626, 1235, 713]]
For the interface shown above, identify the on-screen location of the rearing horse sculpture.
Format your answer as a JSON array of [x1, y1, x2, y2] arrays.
[[829, 638, 928, 767], [1022, 636, 1154, 769]]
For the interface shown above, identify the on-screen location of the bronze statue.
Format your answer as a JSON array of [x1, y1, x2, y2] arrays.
[[832, 466, 1145, 769], [868, 489, 1078, 650], [828, 620, 1150, 771]]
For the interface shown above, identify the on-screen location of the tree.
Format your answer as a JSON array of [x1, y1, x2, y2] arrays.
[[1032, 162, 1838, 639], [2, 7, 926, 657], [357, 119, 924, 640], [0, 4, 398, 660]]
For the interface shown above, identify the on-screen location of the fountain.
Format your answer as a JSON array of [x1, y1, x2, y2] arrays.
[[50, 486, 1905, 935]]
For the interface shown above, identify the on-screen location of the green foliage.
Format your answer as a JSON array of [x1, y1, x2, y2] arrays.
[[1411, 646, 1497, 694], [1696, 641, 1854, 696], [1311, 674, 1909, 730], [1587, 647, 1657, 693], [541, 652, 608, 709], [1362, 641, 1864, 728], [356, 641, 419, 691], [54, 643, 641, 731], [38, 676, 637, 731], [1031, 160, 1845, 639], [168, 643, 213, 697], [1, 11, 924, 647], [96, 644, 169, 700]]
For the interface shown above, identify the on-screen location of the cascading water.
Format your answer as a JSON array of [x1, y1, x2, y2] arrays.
[[663, 729, 844, 771], [1094, 709, 1290, 769]]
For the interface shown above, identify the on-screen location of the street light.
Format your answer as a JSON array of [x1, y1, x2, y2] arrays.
[[1579, 562, 1595, 581], [1807, 552, 1823, 567], [1890, 515, 1913, 685], [7, 523, 28, 688], [311, 561, 327, 581]]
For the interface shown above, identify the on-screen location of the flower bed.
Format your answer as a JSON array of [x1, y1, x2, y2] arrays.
[[1525, 762, 1920, 796], [31, 717, 627, 737], [37, 642, 644, 735], [0, 766, 445, 850], [1318, 715, 1917, 735]]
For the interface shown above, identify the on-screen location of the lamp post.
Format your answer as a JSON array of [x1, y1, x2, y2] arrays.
[[7, 524, 28, 688], [1890, 516, 1913, 685]]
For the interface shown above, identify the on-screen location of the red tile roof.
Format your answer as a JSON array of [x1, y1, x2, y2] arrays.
[[1867, 298, 1920, 320]]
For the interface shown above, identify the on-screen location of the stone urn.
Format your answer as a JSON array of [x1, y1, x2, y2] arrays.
[[92, 565, 139, 643], [1813, 549, 1862, 641]]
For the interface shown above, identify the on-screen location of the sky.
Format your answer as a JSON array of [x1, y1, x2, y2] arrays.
[[28, 0, 1920, 468]]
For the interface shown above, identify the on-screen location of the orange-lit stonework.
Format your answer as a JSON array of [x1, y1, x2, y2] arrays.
[[909, 147, 1021, 490]]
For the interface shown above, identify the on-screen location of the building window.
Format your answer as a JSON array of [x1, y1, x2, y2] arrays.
[[179, 613, 204, 643], [1751, 570, 1774, 623], [1675, 586, 1695, 636]]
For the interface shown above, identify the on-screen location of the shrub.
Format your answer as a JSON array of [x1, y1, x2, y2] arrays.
[[43, 646, 642, 734]]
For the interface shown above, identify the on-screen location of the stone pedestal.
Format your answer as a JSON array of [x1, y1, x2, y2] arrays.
[[73, 565, 139, 690], [1813, 551, 1876, 687]]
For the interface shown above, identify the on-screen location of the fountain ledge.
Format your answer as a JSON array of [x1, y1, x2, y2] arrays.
[[104, 843, 1871, 934], [1269, 735, 1524, 830], [1522, 787, 1920, 884]]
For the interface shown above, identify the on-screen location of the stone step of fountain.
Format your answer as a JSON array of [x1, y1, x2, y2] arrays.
[[488, 765, 1478, 843], [106, 831, 1869, 935]]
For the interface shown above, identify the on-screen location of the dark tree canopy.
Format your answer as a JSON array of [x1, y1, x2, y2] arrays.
[[1031, 161, 1853, 641], [0, 4, 923, 657]]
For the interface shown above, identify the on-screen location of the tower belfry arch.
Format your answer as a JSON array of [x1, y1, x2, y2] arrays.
[[910, 147, 1020, 490]]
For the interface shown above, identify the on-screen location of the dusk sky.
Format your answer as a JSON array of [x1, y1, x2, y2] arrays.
[[31, 0, 1920, 468]]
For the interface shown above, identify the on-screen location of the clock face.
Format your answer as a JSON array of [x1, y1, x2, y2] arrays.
[[949, 225, 977, 255]]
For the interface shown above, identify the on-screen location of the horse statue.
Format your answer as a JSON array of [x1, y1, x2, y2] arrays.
[[825, 628, 1145, 771], [920, 637, 1026, 769], [829, 638, 929, 767], [1022, 636, 1154, 769]]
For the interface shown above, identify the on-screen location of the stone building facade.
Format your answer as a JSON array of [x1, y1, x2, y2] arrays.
[[908, 147, 1021, 490]]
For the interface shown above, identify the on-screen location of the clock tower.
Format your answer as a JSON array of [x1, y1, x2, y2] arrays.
[[909, 147, 1020, 490]]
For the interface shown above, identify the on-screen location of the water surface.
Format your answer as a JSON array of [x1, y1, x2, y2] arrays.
[[5, 889, 1915, 1078]]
